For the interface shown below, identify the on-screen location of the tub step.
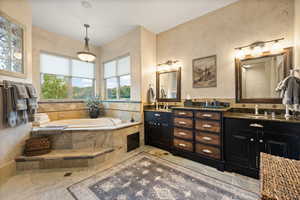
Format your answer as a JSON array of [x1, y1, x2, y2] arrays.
[[15, 148, 114, 170]]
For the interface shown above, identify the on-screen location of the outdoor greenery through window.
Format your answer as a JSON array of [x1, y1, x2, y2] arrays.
[[40, 53, 95, 100], [104, 55, 131, 100]]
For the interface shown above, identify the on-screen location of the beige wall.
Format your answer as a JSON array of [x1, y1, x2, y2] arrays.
[[0, 0, 32, 184], [100, 27, 142, 101], [32, 26, 101, 97], [157, 0, 295, 99], [141, 27, 157, 102]]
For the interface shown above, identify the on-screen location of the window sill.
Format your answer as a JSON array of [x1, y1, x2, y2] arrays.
[[38, 99, 85, 104], [101, 100, 141, 103]]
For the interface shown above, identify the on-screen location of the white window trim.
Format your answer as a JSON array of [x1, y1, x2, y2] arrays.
[[40, 52, 96, 101], [103, 54, 131, 100]]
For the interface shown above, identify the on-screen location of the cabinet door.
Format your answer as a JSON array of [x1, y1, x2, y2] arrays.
[[263, 131, 299, 159], [225, 119, 257, 169], [147, 121, 171, 150]]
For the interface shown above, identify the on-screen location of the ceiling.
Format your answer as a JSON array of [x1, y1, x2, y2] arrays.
[[29, 0, 238, 46]]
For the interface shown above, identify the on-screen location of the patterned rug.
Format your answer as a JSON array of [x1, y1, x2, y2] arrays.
[[68, 153, 259, 200]]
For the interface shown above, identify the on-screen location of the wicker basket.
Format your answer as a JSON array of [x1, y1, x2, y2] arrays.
[[260, 153, 300, 200], [24, 137, 51, 156]]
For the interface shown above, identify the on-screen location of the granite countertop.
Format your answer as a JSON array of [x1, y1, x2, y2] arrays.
[[224, 112, 300, 124], [144, 109, 172, 113], [172, 106, 231, 112]]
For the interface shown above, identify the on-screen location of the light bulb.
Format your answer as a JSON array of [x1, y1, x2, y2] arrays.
[[252, 46, 262, 57], [236, 48, 245, 59], [271, 41, 283, 54]]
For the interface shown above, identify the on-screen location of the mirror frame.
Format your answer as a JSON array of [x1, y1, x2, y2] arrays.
[[235, 47, 293, 104], [156, 68, 181, 102]]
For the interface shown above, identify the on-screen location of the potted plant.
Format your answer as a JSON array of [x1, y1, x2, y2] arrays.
[[86, 96, 102, 118]]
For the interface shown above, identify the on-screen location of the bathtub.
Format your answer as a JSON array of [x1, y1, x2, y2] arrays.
[[37, 117, 141, 131]]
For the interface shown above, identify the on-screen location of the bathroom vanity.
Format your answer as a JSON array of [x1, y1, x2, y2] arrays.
[[144, 108, 300, 178]]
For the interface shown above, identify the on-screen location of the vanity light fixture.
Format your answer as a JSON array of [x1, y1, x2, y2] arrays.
[[77, 24, 96, 62], [157, 60, 182, 72], [235, 38, 284, 59]]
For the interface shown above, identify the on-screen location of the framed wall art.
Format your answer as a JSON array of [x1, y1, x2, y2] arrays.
[[192, 55, 217, 88]]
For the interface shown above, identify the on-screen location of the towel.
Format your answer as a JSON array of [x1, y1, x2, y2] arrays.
[[2, 81, 18, 127], [276, 76, 300, 105], [25, 84, 38, 122]]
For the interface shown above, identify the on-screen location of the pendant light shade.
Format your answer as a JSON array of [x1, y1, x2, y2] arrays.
[[77, 24, 96, 62]]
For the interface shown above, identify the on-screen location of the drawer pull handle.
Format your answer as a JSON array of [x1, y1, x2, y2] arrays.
[[202, 149, 212, 154], [178, 112, 187, 115], [154, 114, 160, 117], [249, 123, 264, 128], [178, 132, 187, 136], [178, 143, 187, 147], [202, 114, 212, 118], [178, 121, 187, 125], [202, 136, 212, 141], [202, 124, 212, 128]]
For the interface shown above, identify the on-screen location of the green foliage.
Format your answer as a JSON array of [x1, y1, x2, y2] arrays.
[[73, 86, 93, 99], [41, 74, 68, 99], [120, 85, 130, 99], [85, 96, 101, 112], [107, 88, 117, 99]]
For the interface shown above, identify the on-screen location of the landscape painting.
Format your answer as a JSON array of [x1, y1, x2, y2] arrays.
[[192, 55, 217, 88]]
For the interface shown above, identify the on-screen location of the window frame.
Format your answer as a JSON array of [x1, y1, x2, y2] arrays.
[[103, 54, 131, 100], [40, 51, 96, 101], [0, 10, 26, 79]]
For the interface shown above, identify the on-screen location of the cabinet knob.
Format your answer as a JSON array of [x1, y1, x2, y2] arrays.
[[249, 123, 264, 128], [179, 112, 187, 115], [250, 138, 254, 142], [178, 121, 187, 125], [154, 114, 160, 117], [202, 149, 212, 154], [202, 114, 213, 118], [259, 139, 263, 143]]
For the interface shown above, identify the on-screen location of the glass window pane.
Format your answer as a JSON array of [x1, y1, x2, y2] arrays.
[[72, 78, 94, 99], [40, 53, 69, 76], [117, 56, 130, 76], [104, 60, 116, 78], [106, 77, 118, 99], [41, 74, 68, 99], [119, 75, 131, 99], [72, 59, 94, 78]]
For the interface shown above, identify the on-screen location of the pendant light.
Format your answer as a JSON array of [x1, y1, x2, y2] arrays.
[[77, 24, 96, 62]]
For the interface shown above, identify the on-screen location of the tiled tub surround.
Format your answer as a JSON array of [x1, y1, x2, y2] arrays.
[[16, 120, 143, 171]]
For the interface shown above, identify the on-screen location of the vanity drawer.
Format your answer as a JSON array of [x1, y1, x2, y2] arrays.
[[174, 128, 193, 140], [174, 118, 193, 129], [195, 120, 220, 133], [195, 132, 220, 146], [173, 110, 193, 118], [196, 143, 220, 160], [144, 111, 170, 123], [195, 111, 221, 120], [173, 138, 193, 152]]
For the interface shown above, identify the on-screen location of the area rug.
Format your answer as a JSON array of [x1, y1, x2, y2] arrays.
[[68, 153, 259, 200]]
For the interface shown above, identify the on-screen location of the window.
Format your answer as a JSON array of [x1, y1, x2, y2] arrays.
[[40, 53, 95, 100], [104, 55, 131, 100], [0, 13, 24, 76]]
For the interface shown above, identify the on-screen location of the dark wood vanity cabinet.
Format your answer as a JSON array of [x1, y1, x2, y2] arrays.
[[224, 118, 300, 178], [172, 109, 224, 170], [144, 111, 172, 151]]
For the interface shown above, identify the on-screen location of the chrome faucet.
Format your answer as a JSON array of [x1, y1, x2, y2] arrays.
[[255, 104, 259, 115]]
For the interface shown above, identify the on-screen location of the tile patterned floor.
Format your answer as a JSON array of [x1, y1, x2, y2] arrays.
[[0, 146, 260, 200]]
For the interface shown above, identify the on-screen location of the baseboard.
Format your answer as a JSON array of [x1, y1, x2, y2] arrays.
[[0, 160, 16, 185]]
